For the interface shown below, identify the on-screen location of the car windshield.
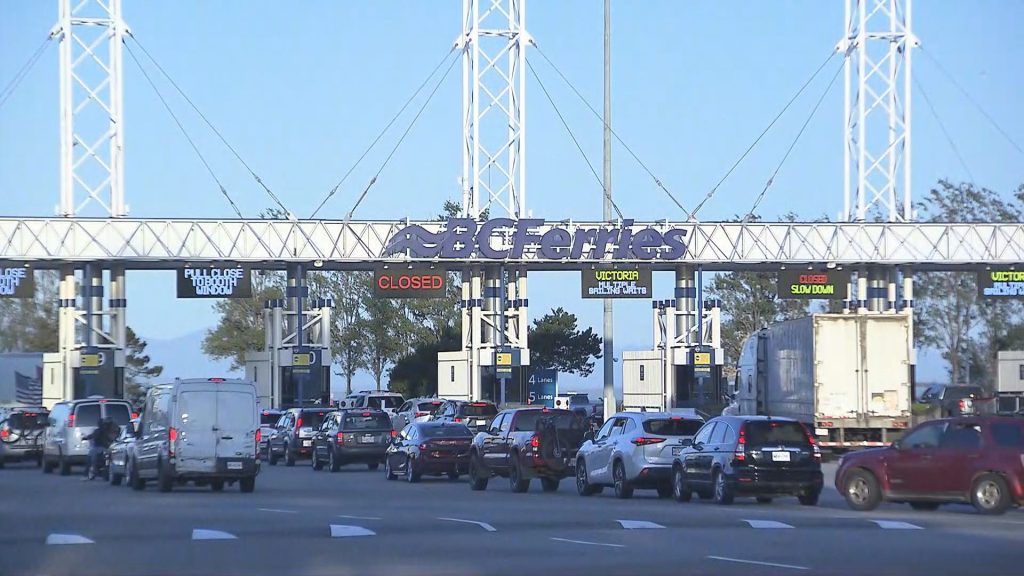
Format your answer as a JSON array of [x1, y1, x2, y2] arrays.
[[461, 403, 498, 417], [343, 413, 393, 430], [744, 421, 810, 446], [419, 425, 473, 438], [367, 396, 402, 409], [643, 418, 703, 436], [512, 411, 579, 432]]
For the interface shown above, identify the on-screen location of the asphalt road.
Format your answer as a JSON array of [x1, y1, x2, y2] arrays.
[[0, 458, 1021, 576]]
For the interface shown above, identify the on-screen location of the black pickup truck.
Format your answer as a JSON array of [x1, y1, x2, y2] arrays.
[[467, 407, 587, 493]]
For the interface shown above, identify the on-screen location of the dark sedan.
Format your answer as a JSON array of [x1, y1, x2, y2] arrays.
[[385, 422, 474, 483]]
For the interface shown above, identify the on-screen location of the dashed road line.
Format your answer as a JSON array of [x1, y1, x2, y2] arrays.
[[437, 517, 497, 532], [45, 534, 94, 545], [708, 556, 808, 571], [257, 508, 297, 514], [330, 524, 376, 538], [744, 519, 794, 529], [617, 520, 665, 530], [550, 537, 625, 549], [192, 529, 237, 540], [337, 514, 382, 521], [873, 520, 923, 530]]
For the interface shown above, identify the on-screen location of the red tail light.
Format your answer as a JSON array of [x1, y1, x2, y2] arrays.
[[169, 427, 178, 457], [390, 430, 397, 438], [471, 403, 488, 407], [734, 427, 747, 462], [0, 429, 9, 440], [336, 432, 345, 444], [530, 435, 540, 449], [255, 429, 261, 444], [454, 417, 462, 423], [632, 437, 667, 446], [803, 425, 821, 460], [68, 414, 75, 427], [419, 443, 429, 451], [131, 412, 139, 419], [415, 412, 428, 418]]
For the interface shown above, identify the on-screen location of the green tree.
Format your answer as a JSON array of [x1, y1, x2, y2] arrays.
[[311, 270, 370, 396], [0, 270, 59, 352], [707, 272, 808, 366], [124, 327, 164, 406], [528, 307, 602, 376], [388, 326, 460, 398], [915, 180, 1024, 388], [359, 275, 416, 390], [202, 272, 284, 370]]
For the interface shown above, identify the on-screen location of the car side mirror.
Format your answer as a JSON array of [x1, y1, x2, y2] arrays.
[[693, 441, 704, 451], [681, 438, 693, 447]]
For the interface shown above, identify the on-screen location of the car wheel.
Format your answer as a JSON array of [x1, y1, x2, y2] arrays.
[[284, 444, 295, 467], [211, 479, 225, 492], [613, 461, 633, 499], [843, 469, 881, 511], [268, 446, 278, 466], [312, 450, 323, 471], [58, 452, 71, 476], [509, 454, 529, 493], [405, 458, 420, 483], [328, 449, 340, 473], [909, 502, 940, 511], [656, 483, 673, 499], [672, 467, 692, 502], [157, 459, 173, 493], [756, 496, 773, 504], [541, 477, 560, 492], [576, 460, 598, 496], [972, 474, 1011, 515], [110, 466, 123, 486], [385, 460, 397, 481], [712, 469, 733, 505], [367, 462, 380, 471], [469, 453, 488, 491], [240, 476, 256, 493], [129, 459, 145, 491]]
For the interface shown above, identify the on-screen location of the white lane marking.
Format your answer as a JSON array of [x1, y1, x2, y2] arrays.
[[330, 524, 376, 538], [437, 517, 497, 532], [616, 520, 665, 530], [708, 556, 809, 571], [192, 529, 237, 540], [337, 514, 382, 521], [46, 534, 94, 545], [744, 519, 794, 529], [257, 508, 297, 514], [550, 537, 624, 549], [873, 520, 923, 530]]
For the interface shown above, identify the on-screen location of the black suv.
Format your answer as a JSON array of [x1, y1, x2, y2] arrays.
[[310, 410, 394, 472], [434, 400, 499, 433], [267, 408, 333, 466], [672, 415, 823, 505], [921, 385, 986, 417]]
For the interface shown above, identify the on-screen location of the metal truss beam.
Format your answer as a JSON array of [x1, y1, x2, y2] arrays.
[[1, 219, 1022, 270]]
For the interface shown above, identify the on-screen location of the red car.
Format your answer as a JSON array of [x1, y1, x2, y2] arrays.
[[835, 416, 1024, 515]]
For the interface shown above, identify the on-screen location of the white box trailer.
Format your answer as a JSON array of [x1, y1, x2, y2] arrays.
[[735, 314, 913, 449], [621, 350, 665, 411]]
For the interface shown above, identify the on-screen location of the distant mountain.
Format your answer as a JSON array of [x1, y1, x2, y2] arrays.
[[140, 329, 241, 381]]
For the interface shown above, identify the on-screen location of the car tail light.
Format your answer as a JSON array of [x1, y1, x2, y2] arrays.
[[415, 412, 428, 418], [68, 414, 75, 427], [734, 426, 747, 462], [0, 429, 8, 440], [530, 435, 540, 449], [131, 412, 139, 419], [632, 437, 666, 446], [390, 430, 397, 438], [169, 427, 178, 457], [454, 417, 462, 423], [296, 418, 303, 429], [362, 412, 371, 417], [419, 443, 429, 451], [336, 432, 345, 444], [471, 403, 488, 407], [255, 429, 261, 457], [803, 426, 821, 460], [208, 378, 225, 382]]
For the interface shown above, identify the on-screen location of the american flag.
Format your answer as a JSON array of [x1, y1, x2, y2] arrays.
[[15, 370, 42, 405]]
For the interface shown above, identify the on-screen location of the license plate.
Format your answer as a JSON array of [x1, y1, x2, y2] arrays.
[[771, 451, 791, 462], [476, 419, 486, 425], [672, 446, 683, 456], [302, 440, 312, 447], [227, 461, 243, 470], [361, 434, 374, 443]]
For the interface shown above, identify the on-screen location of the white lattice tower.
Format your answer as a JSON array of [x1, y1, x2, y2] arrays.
[[458, 0, 530, 219], [52, 0, 128, 218], [839, 0, 918, 223]]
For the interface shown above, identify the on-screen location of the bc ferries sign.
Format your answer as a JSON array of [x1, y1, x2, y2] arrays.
[[384, 218, 688, 261]]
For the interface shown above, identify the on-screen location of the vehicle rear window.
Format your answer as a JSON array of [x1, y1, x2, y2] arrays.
[[260, 412, 280, 426], [643, 418, 703, 436], [744, 421, 809, 446], [991, 423, 1024, 447], [8, 412, 47, 430], [343, 413, 393, 430], [512, 411, 579, 432], [461, 403, 498, 417], [218, 392, 255, 429], [367, 396, 402, 409], [416, 401, 444, 413], [105, 404, 131, 426], [74, 404, 101, 427], [945, 387, 984, 400], [299, 411, 330, 429], [419, 425, 473, 438]]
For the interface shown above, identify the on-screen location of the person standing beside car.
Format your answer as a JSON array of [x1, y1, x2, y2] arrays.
[[82, 416, 118, 480]]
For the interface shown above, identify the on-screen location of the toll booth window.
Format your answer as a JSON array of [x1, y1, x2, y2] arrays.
[[450, 366, 455, 382], [640, 365, 645, 381], [1019, 364, 1024, 381]]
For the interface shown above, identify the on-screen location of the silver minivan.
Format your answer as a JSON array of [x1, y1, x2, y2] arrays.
[[42, 397, 134, 475], [130, 378, 259, 493]]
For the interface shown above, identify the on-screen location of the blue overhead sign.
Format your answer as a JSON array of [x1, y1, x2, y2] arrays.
[[527, 369, 557, 408], [384, 218, 688, 261]]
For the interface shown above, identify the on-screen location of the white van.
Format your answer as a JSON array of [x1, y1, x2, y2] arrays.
[[131, 378, 259, 493]]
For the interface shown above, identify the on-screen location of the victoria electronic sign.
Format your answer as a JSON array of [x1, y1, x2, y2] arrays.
[[374, 269, 447, 298], [384, 218, 688, 261], [176, 267, 253, 298], [777, 270, 850, 300], [0, 268, 34, 298], [580, 267, 652, 298], [978, 270, 1024, 298]]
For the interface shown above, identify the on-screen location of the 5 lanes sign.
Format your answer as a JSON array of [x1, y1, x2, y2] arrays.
[[374, 269, 447, 298]]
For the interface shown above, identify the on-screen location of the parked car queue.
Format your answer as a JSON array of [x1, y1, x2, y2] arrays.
[[8, 389, 1024, 516]]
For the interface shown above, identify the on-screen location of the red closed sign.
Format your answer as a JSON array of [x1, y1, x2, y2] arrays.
[[373, 270, 447, 298]]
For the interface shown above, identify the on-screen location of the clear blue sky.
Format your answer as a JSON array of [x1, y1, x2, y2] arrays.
[[2, 1, 1023, 395]]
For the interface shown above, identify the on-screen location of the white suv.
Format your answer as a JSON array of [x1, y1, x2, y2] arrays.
[[338, 391, 405, 418], [575, 411, 704, 499]]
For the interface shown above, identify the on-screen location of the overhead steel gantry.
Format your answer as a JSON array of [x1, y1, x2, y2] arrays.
[[1, 218, 1022, 271]]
